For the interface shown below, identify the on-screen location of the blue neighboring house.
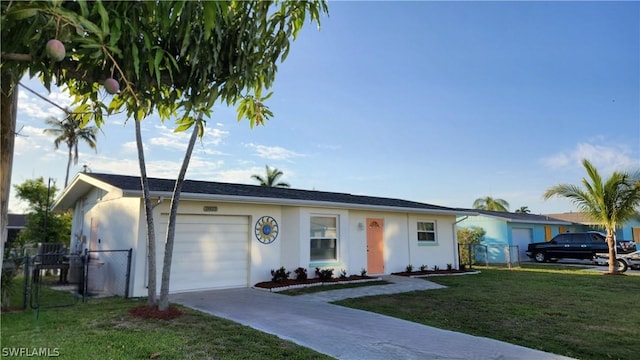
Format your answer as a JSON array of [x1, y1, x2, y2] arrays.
[[457, 210, 574, 263], [544, 212, 640, 243]]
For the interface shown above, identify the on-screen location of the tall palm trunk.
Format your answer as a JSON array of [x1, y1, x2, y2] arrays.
[[158, 120, 201, 311], [65, 144, 73, 187], [606, 230, 618, 274], [0, 72, 18, 270], [135, 118, 157, 306]]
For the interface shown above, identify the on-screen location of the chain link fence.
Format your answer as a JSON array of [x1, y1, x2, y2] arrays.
[[1, 247, 132, 312], [459, 243, 521, 268], [85, 249, 132, 298]]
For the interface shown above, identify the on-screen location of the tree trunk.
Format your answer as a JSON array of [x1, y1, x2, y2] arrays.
[[606, 230, 617, 274], [135, 118, 157, 306], [65, 145, 73, 188], [1, 72, 18, 271], [158, 120, 201, 311]]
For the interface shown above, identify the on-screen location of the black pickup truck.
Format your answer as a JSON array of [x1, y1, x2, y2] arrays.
[[526, 232, 637, 263]]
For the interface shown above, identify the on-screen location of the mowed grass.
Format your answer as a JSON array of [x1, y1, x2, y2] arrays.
[[1, 283, 331, 360], [335, 267, 640, 360]]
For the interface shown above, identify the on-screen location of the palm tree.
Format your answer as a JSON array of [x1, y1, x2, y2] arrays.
[[251, 165, 290, 188], [473, 196, 510, 212], [544, 159, 640, 274], [515, 206, 531, 214], [44, 114, 98, 188]]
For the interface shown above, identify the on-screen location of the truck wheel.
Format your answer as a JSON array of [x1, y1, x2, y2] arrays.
[[534, 252, 547, 263], [615, 260, 628, 273]]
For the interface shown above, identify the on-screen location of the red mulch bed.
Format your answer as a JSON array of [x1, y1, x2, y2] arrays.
[[254, 275, 374, 289], [128, 305, 184, 320]]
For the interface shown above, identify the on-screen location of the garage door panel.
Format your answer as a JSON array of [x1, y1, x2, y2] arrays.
[[170, 253, 247, 271], [512, 228, 532, 261], [159, 215, 249, 293]]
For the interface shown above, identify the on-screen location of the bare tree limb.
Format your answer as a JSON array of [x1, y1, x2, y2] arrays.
[[18, 81, 70, 115], [1, 53, 33, 61]]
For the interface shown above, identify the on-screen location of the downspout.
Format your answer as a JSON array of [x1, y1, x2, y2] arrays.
[[152, 197, 165, 210], [453, 216, 468, 269], [407, 214, 411, 268]]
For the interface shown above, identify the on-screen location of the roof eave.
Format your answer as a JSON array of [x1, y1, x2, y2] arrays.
[[506, 219, 574, 225], [122, 189, 477, 216], [51, 173, 124, 211]]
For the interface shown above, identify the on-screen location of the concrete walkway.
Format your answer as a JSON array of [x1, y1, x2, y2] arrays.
[[170, 275, 573, 360], [294, 274, 447, 302]]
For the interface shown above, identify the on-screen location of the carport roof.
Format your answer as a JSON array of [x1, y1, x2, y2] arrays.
[[53, 173, 476, 216]]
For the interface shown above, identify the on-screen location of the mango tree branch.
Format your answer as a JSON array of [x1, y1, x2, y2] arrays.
[[18, 82, 70, 114], [101, 45, 139, 104], [1, 53, 33, 61]]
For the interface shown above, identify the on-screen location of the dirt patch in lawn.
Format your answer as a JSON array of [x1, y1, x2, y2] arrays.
[[128, 305, 184, 320]]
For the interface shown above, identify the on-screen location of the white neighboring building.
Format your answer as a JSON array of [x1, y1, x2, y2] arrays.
[[53, 173, 475, 297]]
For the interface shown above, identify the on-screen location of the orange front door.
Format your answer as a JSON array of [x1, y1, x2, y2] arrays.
[[366, 218, 384, 274]]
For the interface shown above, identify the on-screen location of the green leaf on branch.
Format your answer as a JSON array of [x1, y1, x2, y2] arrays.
[[95, 0, 109, 35], [7, 8, 39, 20]]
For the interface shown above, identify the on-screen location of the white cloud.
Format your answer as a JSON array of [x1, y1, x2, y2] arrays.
[[89, 156, 178, 179], [540, 142, 638, 174], [211, 167, 264, 184], [121, 141, 138, 153], [203, 128, 229, 147], [47, 90, 73, 108], [150, 135, 188, 150], [148, 124, 229, 151], [17, 86, 70, 120], [245, 143, 304, 160], [184, 160, 226, 181], [14, 125, 54, 155], [84, 153, 229, 183]]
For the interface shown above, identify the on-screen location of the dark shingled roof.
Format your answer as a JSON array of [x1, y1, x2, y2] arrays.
[[85, 173, 466, 213], [7, 214, 27, 228], [465, 209, 573, 224]]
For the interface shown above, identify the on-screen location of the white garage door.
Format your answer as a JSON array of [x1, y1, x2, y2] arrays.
[[512, 228, 533, 261], [160, 214, 249, 292]]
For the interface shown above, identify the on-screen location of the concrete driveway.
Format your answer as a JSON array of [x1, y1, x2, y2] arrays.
[[170, 276, 573, 360]]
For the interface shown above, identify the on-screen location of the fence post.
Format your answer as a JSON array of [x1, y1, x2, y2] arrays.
[[22, 255, 30, 310], [125, 248, 132, 298], [506, 245, 511, 269], [82, 249, 88, 303], [483, 245, 489, 266]]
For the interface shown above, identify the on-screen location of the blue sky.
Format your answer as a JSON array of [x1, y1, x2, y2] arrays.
[[9, 1, 639, 215]]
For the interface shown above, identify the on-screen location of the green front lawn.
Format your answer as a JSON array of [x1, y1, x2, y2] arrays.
[[335, 267, 639, 360], [1, 285, 330, 360], [4, 267, 637, 359]]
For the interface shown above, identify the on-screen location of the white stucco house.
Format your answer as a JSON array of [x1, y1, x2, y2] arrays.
[[52, 173, 476, 297]]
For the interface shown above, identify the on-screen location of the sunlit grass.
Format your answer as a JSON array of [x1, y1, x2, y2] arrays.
[[2, 289, 331, 360], [335, 267, 639, 360]]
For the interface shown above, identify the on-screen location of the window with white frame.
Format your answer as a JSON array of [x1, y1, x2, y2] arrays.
[[417, 221, 436, 243], [310, 216, 338, 262]]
